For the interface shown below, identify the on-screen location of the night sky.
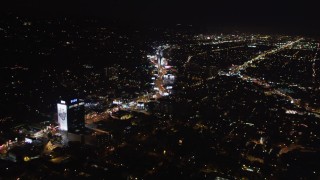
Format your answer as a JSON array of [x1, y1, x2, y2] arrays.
[[1, 0, 319, 33]]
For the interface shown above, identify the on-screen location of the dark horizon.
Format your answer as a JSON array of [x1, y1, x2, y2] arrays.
[[1, 0, 319, 35]]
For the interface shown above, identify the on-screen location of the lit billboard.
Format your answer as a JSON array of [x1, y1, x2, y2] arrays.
[[57, 103, 68, 131]]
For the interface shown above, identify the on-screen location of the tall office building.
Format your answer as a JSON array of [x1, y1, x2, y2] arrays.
[[57, 98, 85, 132]]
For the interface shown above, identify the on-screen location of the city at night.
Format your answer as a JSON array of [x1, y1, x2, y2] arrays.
[[0, 0, 320, 179]]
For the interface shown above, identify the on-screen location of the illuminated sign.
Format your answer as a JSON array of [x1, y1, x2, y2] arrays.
[[60, 100, 66, 104], [57, 103, 68, 131], [70, 99, 78, 103]]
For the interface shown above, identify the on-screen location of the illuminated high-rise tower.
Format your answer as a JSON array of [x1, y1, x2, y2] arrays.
[[57, 98, 85, 132], [157, 55, 161, 68], [156, 47, 163, 68]]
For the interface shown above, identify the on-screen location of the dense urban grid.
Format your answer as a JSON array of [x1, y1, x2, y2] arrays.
[[0, 14, 320, 179]]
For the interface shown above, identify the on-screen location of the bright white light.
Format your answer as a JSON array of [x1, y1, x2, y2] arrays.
[[25, 138, 33, 144], [137, 103, 144, 107], [113, 100, 122, 105]]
